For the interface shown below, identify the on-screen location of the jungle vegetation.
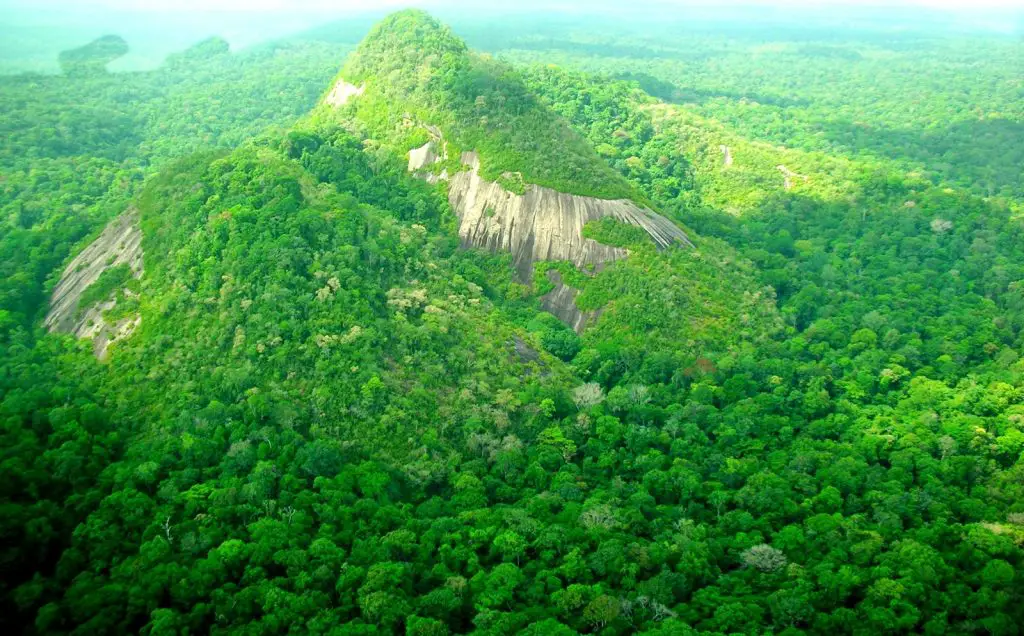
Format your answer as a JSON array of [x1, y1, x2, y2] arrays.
[[1, 8, 1023, 636]]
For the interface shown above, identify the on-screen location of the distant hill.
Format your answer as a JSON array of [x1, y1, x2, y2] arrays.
[[58, 34, 128, 75], [165, 36, 230, 68]]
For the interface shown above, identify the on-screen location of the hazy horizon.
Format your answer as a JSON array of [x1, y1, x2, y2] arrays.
[[1, 0, 1020, 74]]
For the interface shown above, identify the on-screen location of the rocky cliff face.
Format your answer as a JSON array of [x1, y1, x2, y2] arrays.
[[45, 209, 143, 359], [538, 270, 601, 332], [447, 151, 691, 277], [408, 136, 449, 183], [409, 142, 692, 330]]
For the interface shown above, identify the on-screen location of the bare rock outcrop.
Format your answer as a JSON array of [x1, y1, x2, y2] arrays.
[[776, 164, 808, 190], [78, 304, 142, 360], [447, 151, 692, 278], [325, 79, 365, 106], [324, 76, 692, 329], [539, 270, 601, 332], [512, 335, 541, 364], [720, 145, 733, 167], [408, 143, 691, 330], [45, 209, 143, 359], [408, 139, 449, 183], [408, 141, 441, 172]]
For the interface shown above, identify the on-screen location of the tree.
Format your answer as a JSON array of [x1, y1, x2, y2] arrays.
[[572, 382, 605, 410], [493, 531, 527, 564], [740, 544, 788, 573], [584, 594, 621, 629], [474, 564, 525, 610]]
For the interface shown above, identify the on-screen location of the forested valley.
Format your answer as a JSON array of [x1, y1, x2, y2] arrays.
[[1, 7, 1023, 635]]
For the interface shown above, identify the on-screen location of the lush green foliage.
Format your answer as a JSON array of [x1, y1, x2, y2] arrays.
[[0, 35, 341, 337], [75, 263, 133, 318], [3, 11, 1024, 636], [0, 32, 343, 631], [581, 219, 655, 249]]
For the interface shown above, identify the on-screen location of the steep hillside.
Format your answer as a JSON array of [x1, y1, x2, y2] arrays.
[[44, 208, 143, 359], [121, 142, 570, 456]]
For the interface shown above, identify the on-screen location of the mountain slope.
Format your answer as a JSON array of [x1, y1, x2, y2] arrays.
[[43, 208, 142, 359]]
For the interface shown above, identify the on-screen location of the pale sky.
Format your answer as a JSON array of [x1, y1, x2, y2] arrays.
[[138, 0, 1023, 9], [2, 0, 1016, 73], [6, 0, 1022, 10]]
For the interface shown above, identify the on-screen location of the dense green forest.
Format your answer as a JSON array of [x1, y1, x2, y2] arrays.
[[2, 8, 1023, 635]]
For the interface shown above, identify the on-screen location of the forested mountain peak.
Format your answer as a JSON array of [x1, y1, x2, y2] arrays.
[[5, 10, 1023, 635], [349, 8, 469, 68], [329, 10, 636, 201]]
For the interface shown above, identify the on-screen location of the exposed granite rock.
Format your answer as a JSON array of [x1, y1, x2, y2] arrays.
[[720, 145, 733, 167], [44, 209, 143, 359], [512, 335, 541, 364], [538, 270, 601, 333], [510, 335, 550, 376], [408, 141, 440, 171], [79, 306, 141, 360], [447, 151, 692, 280], [408, 139, 449, 183], [776, 164, 808, 190], [325, 79, 365, 106], [327, 85, 692, 329], [407, 142, 692, 331]]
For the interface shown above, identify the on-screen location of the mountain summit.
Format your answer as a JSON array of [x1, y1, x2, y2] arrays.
[[332, 8, 634, 199]]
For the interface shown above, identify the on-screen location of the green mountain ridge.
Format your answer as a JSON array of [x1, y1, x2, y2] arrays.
[[297, 11, 735, 338]]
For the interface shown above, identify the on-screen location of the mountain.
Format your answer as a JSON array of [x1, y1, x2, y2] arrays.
[[329, 9, 632, 199], [165, 36, 231, 68], [46, 9, 773, 360], [310, 9, 702, 330]]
